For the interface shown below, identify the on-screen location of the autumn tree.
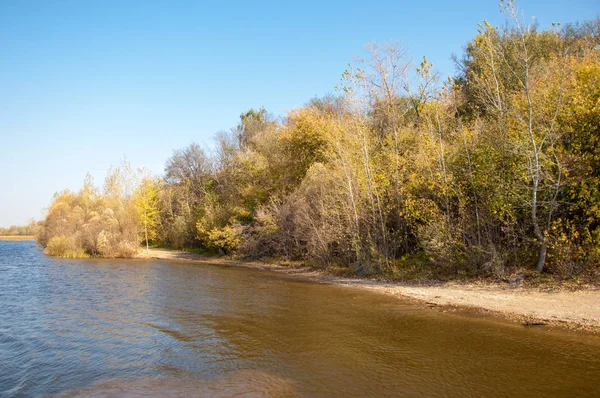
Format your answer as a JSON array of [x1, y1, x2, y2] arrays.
[[37, 5, 599, 280], [134, 174, 160, 252]]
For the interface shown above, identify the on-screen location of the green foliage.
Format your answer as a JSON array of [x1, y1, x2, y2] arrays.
[[204, 224, 242, 254]]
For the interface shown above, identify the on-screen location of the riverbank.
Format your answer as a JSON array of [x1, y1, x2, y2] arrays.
[[138, 248, 600, 333], [0, 235, 35, 241]]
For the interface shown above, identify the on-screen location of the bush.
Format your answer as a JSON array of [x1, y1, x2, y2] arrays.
[[45, 235, 89, 258], [113, 240, 139, 258], [204, 225, 243, 254]]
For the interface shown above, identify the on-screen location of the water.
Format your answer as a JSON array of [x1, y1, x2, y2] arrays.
[[1, 240, 599, 397]]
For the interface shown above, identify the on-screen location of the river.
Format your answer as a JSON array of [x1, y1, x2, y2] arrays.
[[1, 240, 599, 397]]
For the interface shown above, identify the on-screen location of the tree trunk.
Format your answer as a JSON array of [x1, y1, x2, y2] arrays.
[[535, 243, 547, 272], [144, 210, 149, 252]]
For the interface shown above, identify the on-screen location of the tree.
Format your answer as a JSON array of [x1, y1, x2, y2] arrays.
[[134, 175, 160, 252], [164, 143, 211, 198], [457, 1, 576, 272]]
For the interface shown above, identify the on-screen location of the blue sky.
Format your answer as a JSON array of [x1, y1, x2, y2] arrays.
[[0, 0, 597, 227]]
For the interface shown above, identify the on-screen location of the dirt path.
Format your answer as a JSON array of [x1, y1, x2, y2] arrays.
[[138, 248, 600, 332]]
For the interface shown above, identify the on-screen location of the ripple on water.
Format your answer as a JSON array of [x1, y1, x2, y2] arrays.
[[2, 240, 600, 398], [48, 370, 299, 398], [0, 329, 35, 396]]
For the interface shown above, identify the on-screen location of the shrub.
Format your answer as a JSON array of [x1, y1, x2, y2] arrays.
[[45, 235, 89, 258]]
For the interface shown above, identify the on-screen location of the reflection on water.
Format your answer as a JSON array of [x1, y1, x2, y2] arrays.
[[1, 240, 600, 397]]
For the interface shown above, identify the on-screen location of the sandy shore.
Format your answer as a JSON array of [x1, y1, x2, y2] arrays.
[[138, 248, 600, 333]]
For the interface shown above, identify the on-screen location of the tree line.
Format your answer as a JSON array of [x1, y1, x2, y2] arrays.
[[38, 4, 599, 278], [0, 220, 40, 236]]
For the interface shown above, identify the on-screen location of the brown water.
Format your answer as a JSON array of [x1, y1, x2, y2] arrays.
[[1, 241, 599, 397]]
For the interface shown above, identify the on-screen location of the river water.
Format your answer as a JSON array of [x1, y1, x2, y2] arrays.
[[1, 240, 599, 397]]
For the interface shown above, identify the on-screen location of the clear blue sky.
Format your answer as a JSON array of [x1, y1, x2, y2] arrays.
[[0, 0, 597, 227]]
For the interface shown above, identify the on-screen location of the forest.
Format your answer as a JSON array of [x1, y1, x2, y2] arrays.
[[37, 4, 600, 279]]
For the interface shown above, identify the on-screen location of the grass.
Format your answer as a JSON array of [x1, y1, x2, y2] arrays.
[[45, 249, 91, 259], [0, 235, 35, 241]]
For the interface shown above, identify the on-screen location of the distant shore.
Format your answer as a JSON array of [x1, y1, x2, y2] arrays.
[[0, 235, 35, 241], [137, 248, 600, 334]]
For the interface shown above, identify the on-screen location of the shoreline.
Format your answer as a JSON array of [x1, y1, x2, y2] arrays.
[[138, 248, 600, 334], [0, 235, 35, 241]]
